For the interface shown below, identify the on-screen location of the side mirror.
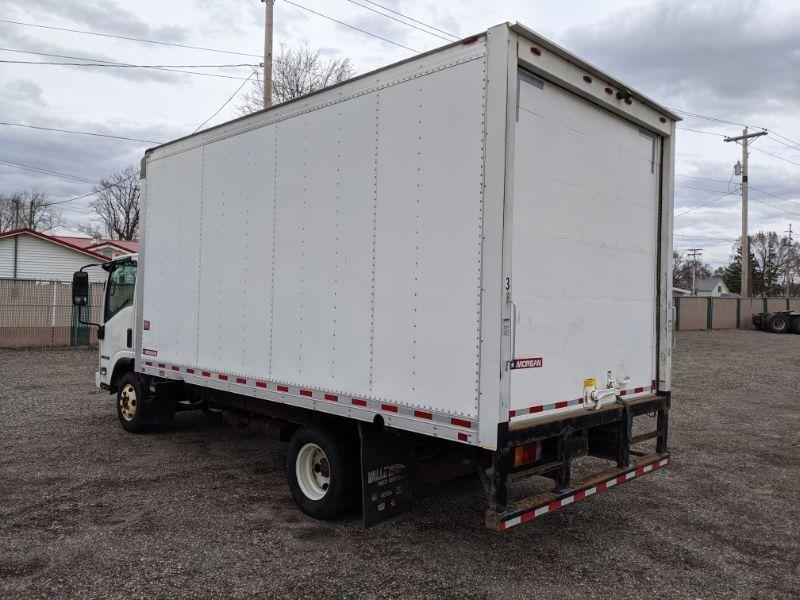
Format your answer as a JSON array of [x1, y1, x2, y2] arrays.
[[72, 271, 89, 306]]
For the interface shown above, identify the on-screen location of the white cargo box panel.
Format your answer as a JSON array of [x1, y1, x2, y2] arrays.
[[137, 23, 677, 452], [139, 39, 490, 446]]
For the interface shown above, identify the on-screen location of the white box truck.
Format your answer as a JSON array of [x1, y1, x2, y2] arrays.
[[72, 23, 677, 530]]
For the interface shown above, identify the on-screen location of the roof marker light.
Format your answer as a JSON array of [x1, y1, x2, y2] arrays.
[[604, 87, 613, 95], [530, 47, 541, 56], [582, 75, 592, 83]]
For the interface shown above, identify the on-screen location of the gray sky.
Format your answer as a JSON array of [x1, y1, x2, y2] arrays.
[[1, 0, 799, 268]]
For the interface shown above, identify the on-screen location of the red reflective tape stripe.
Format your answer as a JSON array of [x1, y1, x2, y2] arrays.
[[299, 389, 312, 397], [616, 475, 626, 484], [145, 361, 152, 366], [521, 511, 536, 524], [548, 500, 562, 511], [451, 418, 472, 428], [414, 410, 432, 420], [351, 398, 367, 407], [651, 379, 657, 389], [499, 522, 507, 532], [324, 394, 338, 402], [574, 490, 586, 501], [508, 410, 517, 418], [236, 377, 246, 384], [202, 371, 211, 377], [578, 397, 585, 404], [619, 390, 627, 396], [255, 381, 267, 388], [171, 366, 180, 371], [186, 368, 195, 374], [635, 467, 645, 476], [531, 405, 544, 413], [277, 385, 289, 392], [382, 404, 398, 413], [634, 386, 645, 393], [554, 401, 568, 409], [596, 482, 607, 491], [457, 432, 468, 442], [219, 374, 228, 381], [158, 363, 165, 368]]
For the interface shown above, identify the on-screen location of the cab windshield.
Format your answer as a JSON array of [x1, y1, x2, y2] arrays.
[[104, 260, 137, 322]]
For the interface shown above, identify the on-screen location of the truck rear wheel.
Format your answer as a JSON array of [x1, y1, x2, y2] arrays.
[[767, 314, 789, 333], [117, 372, 148, 433], [286, 425, 359, 519]]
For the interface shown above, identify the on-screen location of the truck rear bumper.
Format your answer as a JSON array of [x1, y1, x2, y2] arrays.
[[483, 393, 670, 531], [490, 452, 670, 531]]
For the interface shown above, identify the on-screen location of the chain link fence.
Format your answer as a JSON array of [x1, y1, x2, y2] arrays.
[[0, 279, 104, 348]]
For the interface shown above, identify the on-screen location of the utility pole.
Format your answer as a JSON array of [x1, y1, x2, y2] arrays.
[[785, 223, 794, 297], [262, 0, 275, 109], [724, 128, 767, 298], [687, 248, 703, 295]]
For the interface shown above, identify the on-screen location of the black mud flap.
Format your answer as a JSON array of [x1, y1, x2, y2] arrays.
[[359, 423, 413, 528]]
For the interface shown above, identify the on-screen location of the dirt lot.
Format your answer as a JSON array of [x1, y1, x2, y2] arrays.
[[1, 330, 798, 599]]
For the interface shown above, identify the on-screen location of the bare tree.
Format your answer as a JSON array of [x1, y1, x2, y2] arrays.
[[672, 250, 711, 290], [0, 189, 60, 233], [79, 166, 140, 241], [237, 44, 355, 115]]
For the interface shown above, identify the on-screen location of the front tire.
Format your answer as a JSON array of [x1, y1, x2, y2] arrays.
[[286, 425, 359, 520], [117, 372, 148, 433]]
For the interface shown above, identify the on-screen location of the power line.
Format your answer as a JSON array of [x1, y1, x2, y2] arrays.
[[47, 174, 140, 207], [0, 121, 162, 144], [0, 59, 259, 69], [193, 69, 258, 133], [674, 233, 737, 242], [0, 18, 262, 58], [676, 173, 733, 185], [675, 191, 738, 218], [750, 196, 800, 219], [676, 183, 735, 195], [772, 131, 800, 150], [0, 159, 96, 184], [361, 0, 460, 39], [676, 126, 727, 138], [748, 144, 800, 168], [0, 47, 251, 80], [281, 0, 419, 53], [341, 0, 455, 42], [768, 136, 800, 154]]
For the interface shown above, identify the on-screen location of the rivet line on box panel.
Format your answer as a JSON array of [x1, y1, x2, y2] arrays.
[[368, 91, 380, 391], [268, 124, 278, 373]]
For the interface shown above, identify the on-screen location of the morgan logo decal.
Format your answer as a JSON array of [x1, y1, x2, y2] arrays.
[[509, 357, 543, 370], [142, 348, 158, 357]]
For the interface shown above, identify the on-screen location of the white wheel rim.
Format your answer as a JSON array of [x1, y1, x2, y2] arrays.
[[296, 443, 330, 501], [119, 383, 137, 421]]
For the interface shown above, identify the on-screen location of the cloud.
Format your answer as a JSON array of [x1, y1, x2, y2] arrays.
[[3, 0, 189, 42], [562, 0, 800, 119]]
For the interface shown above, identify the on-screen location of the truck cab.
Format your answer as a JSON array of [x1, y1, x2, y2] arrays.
[[73, 253, 138, 392]]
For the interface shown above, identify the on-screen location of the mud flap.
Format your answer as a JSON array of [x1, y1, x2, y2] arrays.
[[359, 423, 414, 528]]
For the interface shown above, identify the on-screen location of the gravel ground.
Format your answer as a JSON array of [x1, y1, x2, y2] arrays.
[[1, 329, 798, 599]]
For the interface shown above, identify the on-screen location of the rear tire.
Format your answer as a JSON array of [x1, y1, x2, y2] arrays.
[[767, 314, 788, 333], [790, 316, 800, 334], [116, 372, 149, 433], [286, 425, 359, 520]]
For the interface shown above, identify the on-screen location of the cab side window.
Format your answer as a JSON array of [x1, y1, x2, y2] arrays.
[[105, 262, 137, 322]]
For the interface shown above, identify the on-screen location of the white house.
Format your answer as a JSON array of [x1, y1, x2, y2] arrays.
[[0, 228, 107, 282]]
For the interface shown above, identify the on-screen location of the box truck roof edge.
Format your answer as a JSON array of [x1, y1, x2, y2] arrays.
[[142, 22, 679, 160]]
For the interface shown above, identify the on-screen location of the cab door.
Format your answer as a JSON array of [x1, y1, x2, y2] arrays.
[[99, 259, 137, 386]]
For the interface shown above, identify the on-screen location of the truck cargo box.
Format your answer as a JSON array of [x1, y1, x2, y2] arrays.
[[137, 23, 676, 453]]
